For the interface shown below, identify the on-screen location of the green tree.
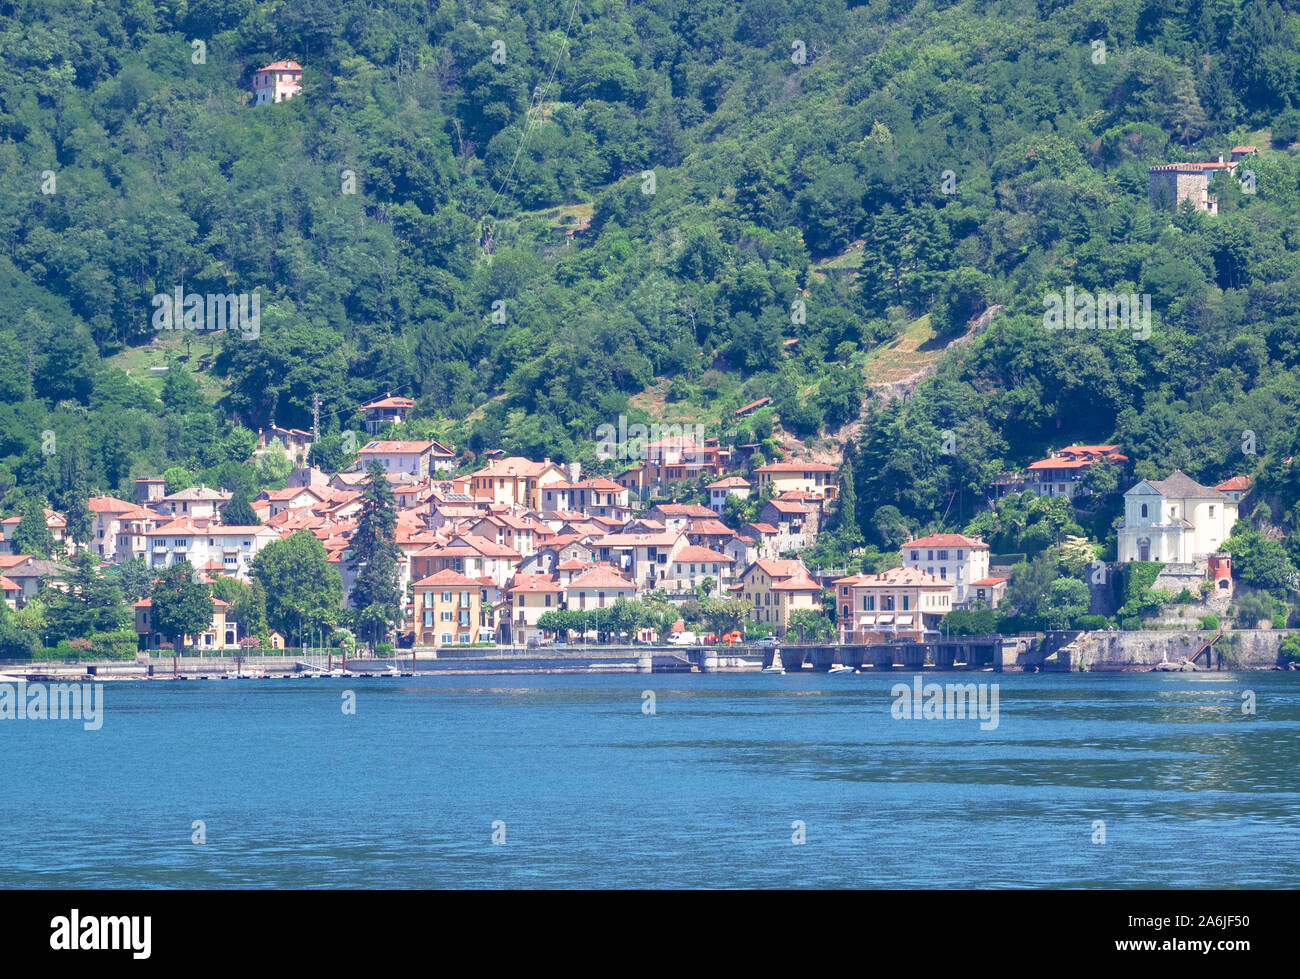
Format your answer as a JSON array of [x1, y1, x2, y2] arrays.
[[10, 502, 55, 557], [61, 479, 94, 550], [788, 608, 834, 642], [150, 562, 215, 652], [42, 551, 130, 642], [222, 486, 261, 526], [104, 557, 152, 603], [250, 530, 343, 646], [1039, 577, 1091, 629], [210, 576, 269, 639], [697, 597, 753, 635], [350, 462, 403, 649]]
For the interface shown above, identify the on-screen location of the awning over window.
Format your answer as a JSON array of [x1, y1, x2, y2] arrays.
[[896, 614, 914, 625], [877, 613, 894, 624], [857, 615, 876, 626]]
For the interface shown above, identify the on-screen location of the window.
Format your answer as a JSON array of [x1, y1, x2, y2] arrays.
[[957, 550, 964, 560], [441, 633, 452, 645], [423, 610, 433, 627], [1209, 505, 1215, 517], [902, 596, 910, 610], [442, 591, 452, 602], [940, 568, 947, 579], [441, 611, 453, 622], [937, 550, 949, 561], [1140, 503, 1148, 518]]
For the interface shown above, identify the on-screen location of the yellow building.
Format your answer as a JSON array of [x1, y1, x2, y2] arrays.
[[738, 558, 821, 631], [412, 569, 482, 648], [751, 461, 838, 501], [469, 457, 568, 510]]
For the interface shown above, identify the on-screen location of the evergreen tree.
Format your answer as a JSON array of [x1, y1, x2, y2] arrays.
[[11, 502, 55, 558], [222, 486, 261, 526], [61, 477, 94, 550], [105, 557, 152, 603], [350, 463, 403, 649], [834, 452, 865, 547], [43, 551, 130, 642]]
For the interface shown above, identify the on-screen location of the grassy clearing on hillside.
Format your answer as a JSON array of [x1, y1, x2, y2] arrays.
[[105, 333, 228, 400]]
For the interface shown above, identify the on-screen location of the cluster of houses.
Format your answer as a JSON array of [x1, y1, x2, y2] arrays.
[[0, 414, 1254, 651]]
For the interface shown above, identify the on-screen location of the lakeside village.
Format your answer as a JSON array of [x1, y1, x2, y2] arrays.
[[1, 391, 1287, 670]]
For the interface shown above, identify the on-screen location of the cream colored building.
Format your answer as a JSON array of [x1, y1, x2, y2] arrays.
[[470, 457, 568, 510], [901, 533, 990, 606], [832, 567, 953, 644], [1117, 470, 1238, 563], [750, 461, 838, 501], [739, 558, 822, 631]]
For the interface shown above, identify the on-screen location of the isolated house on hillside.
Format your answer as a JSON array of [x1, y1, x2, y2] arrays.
[[360, 395, 414, 435], [251, 60, 303, 104], [1148, 150, 1255, 214]]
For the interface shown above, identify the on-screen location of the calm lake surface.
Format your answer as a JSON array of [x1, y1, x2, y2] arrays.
[[3, 672, 1298, 888]]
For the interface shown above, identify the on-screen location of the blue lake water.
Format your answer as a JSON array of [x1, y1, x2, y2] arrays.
[[2, 672, 1298, 888]]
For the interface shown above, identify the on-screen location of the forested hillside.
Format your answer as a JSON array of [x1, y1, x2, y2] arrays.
[[4, 0, 1300, 553]]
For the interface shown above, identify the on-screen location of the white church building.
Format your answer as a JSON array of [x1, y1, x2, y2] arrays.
[[1117, 470, 1239, 563]]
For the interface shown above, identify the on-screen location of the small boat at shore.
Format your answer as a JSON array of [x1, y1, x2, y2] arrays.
[[828, 664, 856, 675], [761, 650, 785, 675]]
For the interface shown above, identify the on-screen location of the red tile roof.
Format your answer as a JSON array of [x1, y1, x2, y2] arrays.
[[903, 533, 988, 549]]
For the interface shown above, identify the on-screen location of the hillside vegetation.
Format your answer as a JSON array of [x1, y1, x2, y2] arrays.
[[3, 0, 1300, 557]]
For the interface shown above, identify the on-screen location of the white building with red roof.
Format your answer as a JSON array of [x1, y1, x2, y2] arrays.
[[707, 475, 751, 514], [1024, 444, 1128, 500], [667, 545, 736, 592], [252, 60, 303, 105], [901, 533, 990, 606], [143, 520, 279, 581], [360, 394, 415, 434], [358, 439, 455, 476], [1215, 475, 1250, 502]]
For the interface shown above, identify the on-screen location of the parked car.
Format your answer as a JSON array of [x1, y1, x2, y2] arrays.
[[701, 633, 719, 644], [756, 635, 779, 646]]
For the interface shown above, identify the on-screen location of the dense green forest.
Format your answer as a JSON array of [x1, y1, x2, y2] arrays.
[[4, 0, 1300, 554]]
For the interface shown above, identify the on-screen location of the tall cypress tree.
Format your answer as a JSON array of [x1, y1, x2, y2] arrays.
[[222, 486, 261, 526], [350, 462, 402, 650], [11, 501, 55, 558], [836, 457, 865, 547]]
